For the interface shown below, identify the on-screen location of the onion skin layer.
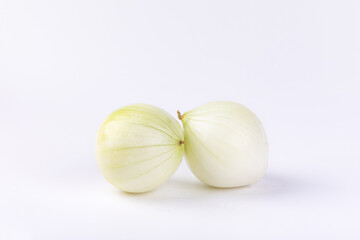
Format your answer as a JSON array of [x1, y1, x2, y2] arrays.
[[180, 101, 268, 188], [96, 104, 184, 193]]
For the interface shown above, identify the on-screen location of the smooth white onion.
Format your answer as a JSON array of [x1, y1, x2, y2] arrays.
[[96, 104, 184, 193], [178, 101, 268, 188]]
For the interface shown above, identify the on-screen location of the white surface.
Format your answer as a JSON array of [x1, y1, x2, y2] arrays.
[[0, 0, 359, 239]]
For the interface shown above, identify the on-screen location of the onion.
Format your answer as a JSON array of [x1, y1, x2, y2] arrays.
[[177, 101, 268, 188], [96, 104, 184, 193]]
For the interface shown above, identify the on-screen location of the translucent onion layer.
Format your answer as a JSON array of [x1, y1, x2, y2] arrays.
[[179, 101, 268, 188], [96, 104, 184, 193]]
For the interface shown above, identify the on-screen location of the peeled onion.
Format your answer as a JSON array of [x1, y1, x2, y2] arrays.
[[178, 101, 268, 188], [96, 104, 184, 193]]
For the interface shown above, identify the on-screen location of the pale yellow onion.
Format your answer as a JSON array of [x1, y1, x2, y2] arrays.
[[178, 101, 268, 188], [96, 104, 184, 193]]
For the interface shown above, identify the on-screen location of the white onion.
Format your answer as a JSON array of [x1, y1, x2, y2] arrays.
[[96, 104, 184, 193], [178, 101, 268, 188]]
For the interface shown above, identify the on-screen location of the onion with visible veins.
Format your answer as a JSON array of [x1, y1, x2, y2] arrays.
[[96, 104, 184, 193], [178, 101, 268, 188]]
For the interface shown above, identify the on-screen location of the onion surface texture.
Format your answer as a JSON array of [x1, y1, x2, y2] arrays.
[[178, 101, 268, 188], [96, 104, 184, 193]]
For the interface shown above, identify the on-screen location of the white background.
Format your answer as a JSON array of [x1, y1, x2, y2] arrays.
[[1, 0, 359, 239]]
